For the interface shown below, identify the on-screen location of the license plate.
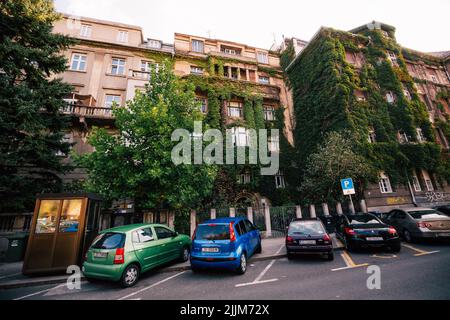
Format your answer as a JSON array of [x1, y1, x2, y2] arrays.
[[366, 237, 383, 241], [94, 252, 108, 258], [439, 233, 450, 237], [202, 248, 219, 253], [299, 240, 316, 245]]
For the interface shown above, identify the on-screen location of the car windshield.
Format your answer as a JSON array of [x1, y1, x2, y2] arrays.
[[409, 210, 447, 219], [91, 232, 125, 249], [348, 215, 381, 225], [196, 224, 230, 241], [289, 221, 324, 235]]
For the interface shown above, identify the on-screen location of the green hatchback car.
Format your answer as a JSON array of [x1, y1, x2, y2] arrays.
[[82, 224, 191, 287]]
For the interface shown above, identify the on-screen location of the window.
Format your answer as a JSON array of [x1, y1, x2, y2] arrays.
[[232, 127, 248, 147], [80, 24, 92, 38], [133, 228, 154, 243], [237, 172, 251, 184], [111, 58, 125, 75], [191, 39, 204, 53], [430, 74, 438, 83], [412, 173, 422, 192], [387, 51, 398, 67], [35, 200, 60, 234], [92, 233, 125, 249], [154, 226, 175, 240], [368, 128, 376, 143], [259, 76, 270, 85], [147, 39, 161, 49], [59, 199, 82, 233], [196, 98, 208, 114], [379, 172, 393, 194], [416, 128, 426, 143], [222, 47, 239, 55], [190, 66, 204, 75], [422, 170, 434, 191], [104, 95, 121, 109], [141, 61, 152, 72], [386, 91, 395, 104], [70, 53, 87, 71], [257, 52, 269, 64], [268, 135, 280, 152], [398, 130, 409, 144], [275, 171, 286, 189], [227, 101, 243, 118], [263, 106, 276, 121], [403, 86, 411, 100], [117, 30, 128, 43]]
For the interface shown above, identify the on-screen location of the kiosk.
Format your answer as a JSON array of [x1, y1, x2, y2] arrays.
[[23, 193, 102, 275]]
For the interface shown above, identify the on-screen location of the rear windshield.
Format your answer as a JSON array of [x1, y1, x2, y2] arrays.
[[91, 232, 125, 249], [348, 215, 381, 225], [195, 224, 230, 241], [409, 210, 447, 219], [289, 221, 325, 235]]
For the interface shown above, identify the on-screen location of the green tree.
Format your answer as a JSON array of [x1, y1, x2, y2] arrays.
[[78, 61, 218, 213], [0, 0, 74, 212], [300, 131, 376, 204]]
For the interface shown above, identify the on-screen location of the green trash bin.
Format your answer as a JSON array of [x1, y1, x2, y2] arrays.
[[6, 233, 29, 263]]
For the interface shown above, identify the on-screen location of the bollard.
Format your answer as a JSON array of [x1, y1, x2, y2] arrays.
[[296, 206, 302, 219], [247, 207, 253, 223], [190, 210, 196, 237], [310, 205, 317, 218]]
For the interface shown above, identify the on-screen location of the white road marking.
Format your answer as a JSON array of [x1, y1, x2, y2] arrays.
[[331, 251, 368, 272], [117, 271, 186, 300], [13, 283, 66, 300], [235, 258, 279, 288], [235, 278, 279, 288], [372, 254, 397, 259]]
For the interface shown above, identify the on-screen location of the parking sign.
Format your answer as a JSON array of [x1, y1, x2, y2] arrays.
[[341, 178, 355, 195]]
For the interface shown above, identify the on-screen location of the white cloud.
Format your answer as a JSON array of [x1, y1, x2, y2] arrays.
[[53, 0, 450, 52]]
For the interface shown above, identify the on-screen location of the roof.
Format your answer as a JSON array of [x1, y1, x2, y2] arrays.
[[203, 217, 246, 224], [427, 51, 450, 59], [101, 223, 171, 233]]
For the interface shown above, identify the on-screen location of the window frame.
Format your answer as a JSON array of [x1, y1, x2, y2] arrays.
[[104, 94, 121, 109], [70, 53, 87, 72], [110, 58, 126, 75], [227, 101, 243, 118], [117, 30, 129, 43], [191, 39, 204, 53], [80, 24, 92, 38], [257, 51, 269, 64], [379, 172, 393, 194]]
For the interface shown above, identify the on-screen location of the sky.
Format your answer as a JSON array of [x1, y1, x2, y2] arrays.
[[54, 0, 450, 53]]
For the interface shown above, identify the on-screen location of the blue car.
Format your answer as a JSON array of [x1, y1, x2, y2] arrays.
[[190, 217, 262, 274]]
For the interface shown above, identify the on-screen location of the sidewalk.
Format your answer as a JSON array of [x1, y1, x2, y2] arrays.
[[0, 235, 344, 289]]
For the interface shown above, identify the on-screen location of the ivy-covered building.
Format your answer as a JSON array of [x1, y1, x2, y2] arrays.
[[51, 14, 294, 226], [282, 21, 450, 212]]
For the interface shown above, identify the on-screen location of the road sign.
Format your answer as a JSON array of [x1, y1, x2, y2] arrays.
[[341, 178, 355, 195]]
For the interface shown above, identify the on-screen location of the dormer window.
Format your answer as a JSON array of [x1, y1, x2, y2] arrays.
[[257, 52, 269, 64], [147, 39, 161, 49], [80, 24, 92, 38], [117, 30, 128, 43], [191, 39, 204, 53], [381, 30, 390, 38]]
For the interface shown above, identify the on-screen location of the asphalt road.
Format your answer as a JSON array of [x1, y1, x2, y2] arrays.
[[1, 241, 449, 300]]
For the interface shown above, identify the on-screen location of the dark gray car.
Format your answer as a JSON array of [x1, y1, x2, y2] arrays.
[[386, 208, 450, 242]]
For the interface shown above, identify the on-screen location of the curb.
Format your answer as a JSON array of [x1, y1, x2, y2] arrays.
[[0, 246, 345, 290]]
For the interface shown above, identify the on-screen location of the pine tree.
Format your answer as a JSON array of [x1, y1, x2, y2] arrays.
[[0, 0, 75, 212]]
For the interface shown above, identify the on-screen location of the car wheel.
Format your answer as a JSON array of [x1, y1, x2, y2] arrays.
[[327, 251, 335, 261], [120, 264, 140, 288], [180, 246, 190, 262], [403, 229, 414, 243], [235, 253, 247, 275], [255, 240, 262, 254]]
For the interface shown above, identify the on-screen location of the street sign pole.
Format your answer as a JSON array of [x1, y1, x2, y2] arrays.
[[348, 194, 355, 214]]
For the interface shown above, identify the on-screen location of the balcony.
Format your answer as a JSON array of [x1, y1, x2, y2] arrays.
[[129, 70, 151, 80], [62, 104, 114, 119]]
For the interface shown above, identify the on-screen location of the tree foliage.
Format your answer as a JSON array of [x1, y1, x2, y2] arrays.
[[300, 131, 376, 203], [0, 0, 74, 212]]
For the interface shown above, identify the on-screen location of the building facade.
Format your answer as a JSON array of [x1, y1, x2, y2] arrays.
[[52, 14, 294, 226], [283, 21, 450, 212]]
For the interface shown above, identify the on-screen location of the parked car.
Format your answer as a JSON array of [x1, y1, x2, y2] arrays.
[[434, 206, 450, 217], [190, 218, 262, 274], [336, 213, 401, 252], [286, 219, 334, 260], [82, 224, 191, 287], [385, 208, 450, 243]]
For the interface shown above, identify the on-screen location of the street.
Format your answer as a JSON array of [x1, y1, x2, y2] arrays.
[[1, 240, 449, 300]]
